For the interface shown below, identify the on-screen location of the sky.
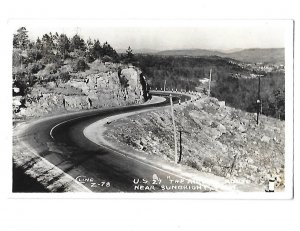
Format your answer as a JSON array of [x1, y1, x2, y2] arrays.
[[21, 20, 287, 51]]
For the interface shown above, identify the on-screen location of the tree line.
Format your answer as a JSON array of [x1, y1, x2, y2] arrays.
[[211, 73, 285, 119], [13, 27, 135, 65], [134, 55, 285, 120], [12, 27, 135, 96]]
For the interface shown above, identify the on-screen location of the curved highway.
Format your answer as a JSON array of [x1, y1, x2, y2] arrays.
[[14, 92, 212, 192]]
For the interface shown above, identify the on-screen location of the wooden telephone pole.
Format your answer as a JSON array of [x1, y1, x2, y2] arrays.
[[256, 75, 261, 125], [179, 130, 182, 163], [169, 94, 178, 163], [178, 128, 189, 163], [208, 68, 212, 96]]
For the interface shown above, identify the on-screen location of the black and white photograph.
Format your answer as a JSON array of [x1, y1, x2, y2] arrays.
[[10, 20, 293, 196], [1, 1, 299, 231]]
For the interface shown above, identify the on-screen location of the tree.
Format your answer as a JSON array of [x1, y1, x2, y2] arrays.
[[91, 39, 102, 60], [85, 38, 95, 62], [273, 89, 285, 119], [57, 34, 70, 59], [41, 33, 54, 55], [70, 34, 86, 51], [13, 27, 30, 50], [102, 41, 118, 61], [38, 33, 57, 64], [125, 46, 135, 63], [36, 37, 42, 50], [86, 38, 94, 52]]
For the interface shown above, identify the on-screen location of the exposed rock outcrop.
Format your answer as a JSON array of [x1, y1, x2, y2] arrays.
[[13, 65, 146, 118]]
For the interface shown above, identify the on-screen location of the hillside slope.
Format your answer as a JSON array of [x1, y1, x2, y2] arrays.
[[104, 95, 285, 190]]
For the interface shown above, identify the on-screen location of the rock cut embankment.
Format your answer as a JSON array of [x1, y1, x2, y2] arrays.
[[13, 62, 147, 119]]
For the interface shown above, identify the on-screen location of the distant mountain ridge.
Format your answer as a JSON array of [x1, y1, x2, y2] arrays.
[[226, 48, 284, 64], [155, 48, 285, 64], [156, 49, 225, 57]]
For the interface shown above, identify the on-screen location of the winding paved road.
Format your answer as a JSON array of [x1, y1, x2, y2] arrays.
[[14, 92, 212, 192]]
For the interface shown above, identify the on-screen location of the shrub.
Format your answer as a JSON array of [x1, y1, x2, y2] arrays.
[[27, 62, 44, 74], [60, 72, 71, 83], [36, 63, 57, 79], [102, 55, 113, 63], [13, 73, 37, 96], [74, 59, 89, 72], [185, 159, 201, 171]]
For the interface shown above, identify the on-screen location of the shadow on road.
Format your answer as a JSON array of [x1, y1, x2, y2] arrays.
[[13, 164, 49, 193]]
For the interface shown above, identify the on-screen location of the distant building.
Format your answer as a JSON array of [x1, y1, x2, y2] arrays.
[[199, 78, 210, 84]]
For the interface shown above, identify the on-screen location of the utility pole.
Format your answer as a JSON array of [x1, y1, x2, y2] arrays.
[[256, 75, 261, 125], [177, 128, 188, 163], [164, 79, 166, 91], [170, 94, 178, 163], [179, 130, 182, 163], [208, 68, 212, 96]]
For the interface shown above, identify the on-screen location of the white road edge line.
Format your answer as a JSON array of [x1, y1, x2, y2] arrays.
[[49, 95, 166, 140], [50, 114, 94, 140]]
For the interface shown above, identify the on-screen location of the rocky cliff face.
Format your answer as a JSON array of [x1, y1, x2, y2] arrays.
[[13, 65, 146, 118]]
